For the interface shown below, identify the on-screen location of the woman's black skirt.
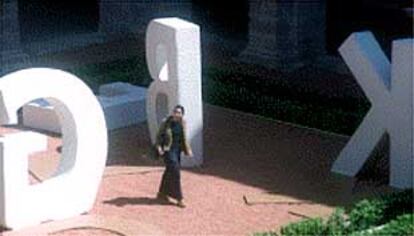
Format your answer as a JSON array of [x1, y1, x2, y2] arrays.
[[158, 147, 183, 200]]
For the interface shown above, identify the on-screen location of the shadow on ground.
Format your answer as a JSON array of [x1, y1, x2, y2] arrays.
[[107, 104, 395, 208], [103, 197, 174, 207]]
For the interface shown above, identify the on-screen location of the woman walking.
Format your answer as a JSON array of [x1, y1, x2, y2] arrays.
[[156, 105, 193, 208]]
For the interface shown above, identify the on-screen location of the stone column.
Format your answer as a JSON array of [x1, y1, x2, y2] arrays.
[[239, 0, 301, 70], [0, 0, 28, 75], [239, 0, 326, 71], [99, 0, 193, 37], [296, 0, 326, 62]]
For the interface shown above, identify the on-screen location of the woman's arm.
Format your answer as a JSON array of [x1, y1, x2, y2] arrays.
[[155, 121, 165, 146], [155, 117, 173, 153], [155, 119, 167, 155]]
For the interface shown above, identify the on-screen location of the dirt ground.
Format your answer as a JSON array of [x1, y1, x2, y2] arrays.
[[1, 104, 395, 236]]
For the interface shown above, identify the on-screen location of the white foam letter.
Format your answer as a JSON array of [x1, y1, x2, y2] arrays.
[[146, 18, 203, 167], [332, 32, 413, 189], [0, 68, 108, 229]]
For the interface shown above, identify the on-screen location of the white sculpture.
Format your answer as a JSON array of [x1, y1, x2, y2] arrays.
[[0, 131, 48, 158], [22, 82, 147, 132], [22, 99, 61, 134], [146, 18, 203, 167], [332, 32, 413, 189], [98, 82, 147, 130], [0, 68, 108, 229]]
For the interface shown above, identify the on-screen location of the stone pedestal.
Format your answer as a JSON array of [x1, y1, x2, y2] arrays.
[[0, 0, 29, 75], [99, 0, 192, 37], [98, 82, 147, 130], [22, 83, 148, 133], [239, 0, 326, 71]]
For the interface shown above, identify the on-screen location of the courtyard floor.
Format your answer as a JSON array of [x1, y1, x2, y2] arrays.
[[0, 104, 394, 236]]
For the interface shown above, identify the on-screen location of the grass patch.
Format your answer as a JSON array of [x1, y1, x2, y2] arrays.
[[69, 55, 151, 92], [203, 66, 369, 135], [70, 56, 370, 135]]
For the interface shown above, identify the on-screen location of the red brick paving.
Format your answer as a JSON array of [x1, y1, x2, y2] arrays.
[[0, 105, 395, 235]]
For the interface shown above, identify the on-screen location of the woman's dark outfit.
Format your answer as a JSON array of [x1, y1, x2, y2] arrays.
[[156, 117, 191, 201]]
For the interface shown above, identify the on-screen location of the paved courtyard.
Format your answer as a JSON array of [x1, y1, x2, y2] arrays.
[[1, 104, 394, 236]]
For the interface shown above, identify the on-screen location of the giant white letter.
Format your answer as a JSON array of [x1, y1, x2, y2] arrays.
[[0, 68, 108, 229], [331, 32, 413, 189], [146, 18, 203, 167]]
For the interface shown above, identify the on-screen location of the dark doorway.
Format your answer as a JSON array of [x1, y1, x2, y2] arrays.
[[19, 0, 99, 43], [192, 0, 249, 41], [326, 0, 413, 55]]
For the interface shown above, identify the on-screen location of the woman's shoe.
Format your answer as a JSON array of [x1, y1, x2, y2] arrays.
[[177, 200, 186, 208]]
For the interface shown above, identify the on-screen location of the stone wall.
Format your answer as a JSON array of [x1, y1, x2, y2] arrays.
[[99, 0, 193, 36], [1, 0, 336, 75], [239, 0, 327, 71], [0, 0, 29, 75]]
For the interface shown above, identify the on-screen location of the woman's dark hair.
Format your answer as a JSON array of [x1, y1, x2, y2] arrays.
[[174, 105, 185, 115]]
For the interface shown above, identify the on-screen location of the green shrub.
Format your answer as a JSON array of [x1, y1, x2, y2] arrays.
[[326, 208, 348, 236], [252, 231, 279, 236], [348, 199, 386, 232], [350, 214, 414, 236], [373, 214, 414, 236], [347, 189, 413, 232], [255, 191, 413, 236], [380, 190, 413, 224], [278, 208, 348, 236], [347, 190, 413, 232], [280, 218, 325, 236]]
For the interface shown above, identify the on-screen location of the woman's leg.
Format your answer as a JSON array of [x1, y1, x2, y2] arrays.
[[169, 160, 183, 201], [158, 171, 169, 197], [158, 152, 171, 198], [158, 150, 182, 200], [165, 148, 182, 201]]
